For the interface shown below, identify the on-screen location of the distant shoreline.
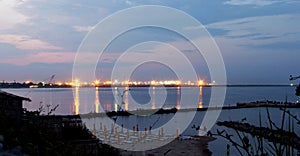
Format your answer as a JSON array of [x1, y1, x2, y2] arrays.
[[0, 84, 293, 89]]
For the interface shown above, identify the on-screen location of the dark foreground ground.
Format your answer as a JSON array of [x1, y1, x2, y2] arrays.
[[0, 113, 216, 156]]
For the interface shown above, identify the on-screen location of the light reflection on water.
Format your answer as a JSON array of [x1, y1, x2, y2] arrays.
[[176, 87, 180, 110], [124, 86, 129, 111], [95, 87, 100, 113], [151, 87, 156, 110], [198, 86, 203, 108], [70, 86, 200, 115], [3, 86, 298, 115], [73, 87, 80, 115]]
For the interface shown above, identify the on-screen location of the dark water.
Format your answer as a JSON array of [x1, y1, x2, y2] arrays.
[[3, 86, 298, 115]]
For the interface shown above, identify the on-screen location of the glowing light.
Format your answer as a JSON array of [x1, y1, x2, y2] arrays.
[[113, 80, 119, 85], [123, 80, 130, 85], [209, 80, 217, 86], [104, 80, 112, 85], [94, 80, 100, 86], [72, 79, 81, 87], [56, 82, 63, 86], [151, 80, 156, 85], [290, 83, 294, 87], [65, 82, 73, 86], [19, 78, 213, 87], [198, 80, 204, 86], [29, 85, 38, 88]]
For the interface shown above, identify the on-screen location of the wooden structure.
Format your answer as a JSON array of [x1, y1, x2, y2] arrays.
[[0, 90, 31, 121]]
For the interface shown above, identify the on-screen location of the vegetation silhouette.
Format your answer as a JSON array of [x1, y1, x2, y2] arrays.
[[211, 107, 300, 156]]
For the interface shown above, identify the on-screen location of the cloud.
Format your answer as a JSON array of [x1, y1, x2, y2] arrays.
[[0, 34, 63, 51], [124, 0, 135, 6], [224, 0, 299, 6], [0, 51, 117, 65], [206, 14, 300, 46], [0, 0, 28, 30], [0, 52, 76, 65], [73, 25, 95, 32]]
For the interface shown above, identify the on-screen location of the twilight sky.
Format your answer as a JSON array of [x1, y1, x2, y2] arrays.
[[0, 0, 299, 84]]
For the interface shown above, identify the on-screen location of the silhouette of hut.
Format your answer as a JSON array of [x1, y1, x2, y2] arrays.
[[0, 90, 31, 121]]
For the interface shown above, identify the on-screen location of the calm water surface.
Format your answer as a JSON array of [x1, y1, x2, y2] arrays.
[[3, 86, 298, 115], [3, 86, 300, 155]]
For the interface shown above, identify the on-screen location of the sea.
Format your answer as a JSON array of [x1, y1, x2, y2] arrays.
[[3, 86, 300, 155]]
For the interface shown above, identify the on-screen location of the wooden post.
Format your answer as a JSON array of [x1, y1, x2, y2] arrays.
[[149, 126, 152, 135], [111, 123, 114, 133], [176, 128, 180, 138], [132, 126, 135, 135], [116, 132, 120, 144], [114, 127, 118, 137], [104, 125, 107, 142], [139, 132, 143, 142], [126, 130, 129, 140], [93, 123, 96, 135], [158, 129, 161, 140]]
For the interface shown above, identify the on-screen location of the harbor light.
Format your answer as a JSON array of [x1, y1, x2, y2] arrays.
[[94, 80, 100, 86], [198, 80, 204, 86], [56, 82, 63, 86], [103, 80, 112, 85], [73, 79, 81, 87], [151, 80, 156, 85]]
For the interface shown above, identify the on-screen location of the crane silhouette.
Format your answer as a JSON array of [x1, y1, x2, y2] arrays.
[[289, 75, 300, 81], [116, 88, 130, 104]]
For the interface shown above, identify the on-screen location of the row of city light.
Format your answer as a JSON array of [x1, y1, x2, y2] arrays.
[[53, 79, 214, 87]]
